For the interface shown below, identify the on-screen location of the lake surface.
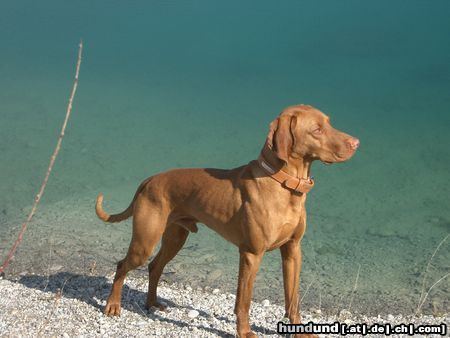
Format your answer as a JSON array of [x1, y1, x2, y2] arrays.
[[1, 1, 449, 316]]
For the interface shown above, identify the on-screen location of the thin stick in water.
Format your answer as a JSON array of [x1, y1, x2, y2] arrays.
[[0, 40, 83, 274]]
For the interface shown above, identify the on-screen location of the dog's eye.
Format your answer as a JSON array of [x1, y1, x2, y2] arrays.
[[312, 127, 322, 135]]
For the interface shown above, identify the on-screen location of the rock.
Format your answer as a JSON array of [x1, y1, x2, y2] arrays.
[[339, 309, 352, 319], [212, 288, 220, 295], [206, 269, 223, 283], [187, 309, 199, 319], [387, 314, 394, 321], [262, 299, 270, 307], [280, 317, 290, 324], [50, 264, 63, 272], [202, 253, 216, 262]]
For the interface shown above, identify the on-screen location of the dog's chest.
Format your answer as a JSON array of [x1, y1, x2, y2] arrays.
[[246, 191, 307, 250], [271, 196, 306, 247]]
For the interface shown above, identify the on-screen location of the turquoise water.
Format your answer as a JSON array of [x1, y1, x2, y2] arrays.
[[1, 1, 449, 315]]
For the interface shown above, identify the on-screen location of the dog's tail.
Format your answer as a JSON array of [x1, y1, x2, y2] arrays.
[[95, 178, 150, 223], [95, 193, 133, 223]]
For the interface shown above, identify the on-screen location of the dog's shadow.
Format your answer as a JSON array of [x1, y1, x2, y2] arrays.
[[17, 272, 277, 337]]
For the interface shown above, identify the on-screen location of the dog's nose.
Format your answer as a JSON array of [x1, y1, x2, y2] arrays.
[[347, 137, 360, 150]]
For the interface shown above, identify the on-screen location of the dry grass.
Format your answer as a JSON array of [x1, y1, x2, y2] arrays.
[[415, 233, 450, 316]]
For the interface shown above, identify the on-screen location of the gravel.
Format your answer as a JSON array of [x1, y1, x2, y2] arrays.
[[0, 273, 448, 337]]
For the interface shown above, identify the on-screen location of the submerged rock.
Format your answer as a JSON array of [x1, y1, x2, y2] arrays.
[[206, 269, 222, 283]]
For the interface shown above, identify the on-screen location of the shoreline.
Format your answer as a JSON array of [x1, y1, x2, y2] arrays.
[[1, 197, 448, 319], [0, 273, 448, 337]]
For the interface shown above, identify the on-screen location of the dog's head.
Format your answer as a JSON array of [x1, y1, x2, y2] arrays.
[[266, 104, 359, 164]]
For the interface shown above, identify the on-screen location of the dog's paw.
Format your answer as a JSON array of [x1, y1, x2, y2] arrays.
[[104, 301, 121, 316], [294, 334, 319, 338], [237, 331, 258, 338], [145, 300, 168, 312]]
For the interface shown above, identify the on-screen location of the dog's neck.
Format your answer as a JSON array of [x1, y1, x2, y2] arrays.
[[284, 156, 312, 180], [260, 144, 311, 179], [258, 144, 314, 194]]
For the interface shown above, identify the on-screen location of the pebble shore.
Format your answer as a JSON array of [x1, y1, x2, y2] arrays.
[[0, 273, 448, 337]]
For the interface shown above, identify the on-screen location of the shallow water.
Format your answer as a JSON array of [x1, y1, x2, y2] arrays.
[[1, 1, 449, 315]]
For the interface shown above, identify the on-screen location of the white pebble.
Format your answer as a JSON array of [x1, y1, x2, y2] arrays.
[[187, 309, 199, 319], [262, 299, 270, 307], [212, 288, 220, 294]]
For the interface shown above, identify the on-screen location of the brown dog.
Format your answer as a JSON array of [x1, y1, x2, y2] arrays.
[[96, 104, 359, 338]]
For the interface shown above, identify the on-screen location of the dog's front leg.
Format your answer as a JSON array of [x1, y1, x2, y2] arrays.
[[234, 250, 263, 338], [280, 240, 301, 323], [280, 240, 318, 338]]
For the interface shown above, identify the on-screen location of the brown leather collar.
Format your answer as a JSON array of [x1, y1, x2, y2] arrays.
[[257, 154, 315, 194]]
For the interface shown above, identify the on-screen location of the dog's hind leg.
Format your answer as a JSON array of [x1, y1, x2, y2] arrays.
[[146, 222, 190, 310], [104, 198, 167, 316]]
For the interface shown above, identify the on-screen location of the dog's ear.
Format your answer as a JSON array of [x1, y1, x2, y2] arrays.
[[266, 115, 297, 162]]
